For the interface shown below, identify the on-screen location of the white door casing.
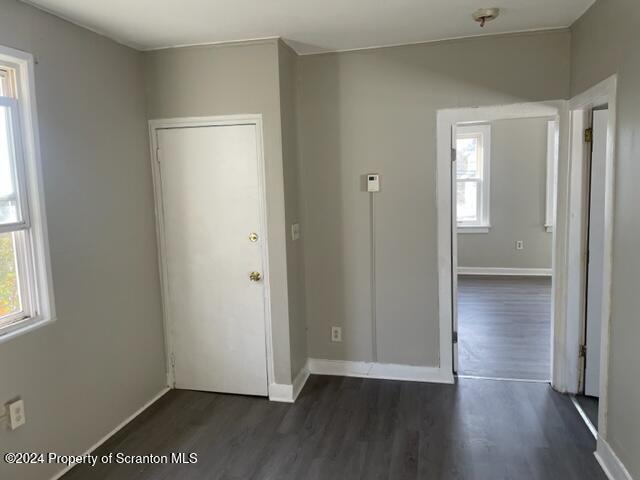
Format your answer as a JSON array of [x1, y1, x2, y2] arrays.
[[151, 117, 271, 397]]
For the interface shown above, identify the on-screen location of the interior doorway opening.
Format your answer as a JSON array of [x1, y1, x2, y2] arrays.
[[571, 105, 610, 436], [454, 115, 558, 382]]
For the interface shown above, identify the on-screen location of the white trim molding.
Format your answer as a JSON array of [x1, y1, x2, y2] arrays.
[[595, 438, 634, 480], [457, 267, 552, 276], [308, 358, 455, 384], [268, 361, 310, 403], [457, 226, 490, 234], [545, 119, 560, 232], [0, 45, 56, 343], [558, 76, 617, 442], [50, 388, 170, 480], [268, 383, 295, 403]]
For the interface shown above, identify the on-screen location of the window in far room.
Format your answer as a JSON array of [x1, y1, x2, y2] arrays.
[[456, 124, 491, 233]]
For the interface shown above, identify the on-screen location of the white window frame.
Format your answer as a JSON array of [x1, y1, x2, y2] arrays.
[[0, 45, 55, 342], [545, 119, 559, 233], [456, 124, 491, 233]]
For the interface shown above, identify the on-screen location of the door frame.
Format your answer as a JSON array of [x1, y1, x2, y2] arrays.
[[565, 75, 617, 439], [436, 100, 568, 380], [148, 114, 275, 394]]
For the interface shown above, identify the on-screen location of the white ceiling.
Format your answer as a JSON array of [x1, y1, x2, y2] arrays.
[[23, 0, 595, 54]]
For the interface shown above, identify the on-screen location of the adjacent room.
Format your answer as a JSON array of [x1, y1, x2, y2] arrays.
[[0, 0, 638, 479], [455, 115, 556, 381]]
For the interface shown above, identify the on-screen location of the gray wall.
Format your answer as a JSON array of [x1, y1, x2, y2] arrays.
[[298, 31, 571, 365], [458, 117, 553, 269], [0, 1, 166, 479], [277, 40, 308, 379], [144, 40, 296, 384], [572, 0, 640, 476]]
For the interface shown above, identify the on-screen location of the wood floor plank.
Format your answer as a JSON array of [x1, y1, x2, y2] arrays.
[[458, 275, 552, 380], [60, 376, 606, 480]]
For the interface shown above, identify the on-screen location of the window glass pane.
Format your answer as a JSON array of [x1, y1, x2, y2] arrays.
[[0, 232, 21, 319], [457, 181, 478, 223], [0, 105, 21, 226], [456, 135, 480, 178]]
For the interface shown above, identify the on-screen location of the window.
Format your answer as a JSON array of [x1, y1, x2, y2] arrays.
[[545, 119, 559, 232], [456, 124, 490, 232], [0, 47, 55, 342]]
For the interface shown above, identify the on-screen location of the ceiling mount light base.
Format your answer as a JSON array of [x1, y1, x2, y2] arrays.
[[472, 8, 500, 27]]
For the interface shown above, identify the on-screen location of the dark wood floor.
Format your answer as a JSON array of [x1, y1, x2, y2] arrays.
[[575, 395, 599, 430], [62, 375, 605, 480], [458, 275, 551, 380]]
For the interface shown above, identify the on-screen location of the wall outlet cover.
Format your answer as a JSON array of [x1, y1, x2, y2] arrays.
[[331, 326, 342, 342], [8, 399, 25, 430]]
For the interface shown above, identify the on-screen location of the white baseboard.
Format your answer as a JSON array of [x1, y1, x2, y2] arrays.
[[292, 362, 310, 400], [457, 267, 552, 276], [595, 437, 634, 480], [308, 358, 454, 384], [268, 362, 310, 403], [50, 387, 170, 480], [268, 382, 293, 402]]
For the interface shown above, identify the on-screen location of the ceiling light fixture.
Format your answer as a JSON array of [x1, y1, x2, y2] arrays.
[[472, 8, 500, 27]]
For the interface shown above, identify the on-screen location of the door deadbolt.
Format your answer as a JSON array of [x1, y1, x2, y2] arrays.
[[249, 271, 262, 282], [249, 232, 259, 242]]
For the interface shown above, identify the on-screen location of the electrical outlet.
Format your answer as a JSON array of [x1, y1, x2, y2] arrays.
[[331, 326, 342, 342], [516, 240, 524, 250], [7, 399, 25, 430]]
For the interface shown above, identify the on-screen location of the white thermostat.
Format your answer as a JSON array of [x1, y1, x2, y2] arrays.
[[367, 174, 380, 192]]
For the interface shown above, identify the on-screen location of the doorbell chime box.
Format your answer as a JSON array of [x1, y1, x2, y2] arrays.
[[367, 174, 380, 192]]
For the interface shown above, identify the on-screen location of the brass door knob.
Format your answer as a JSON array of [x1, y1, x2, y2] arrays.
[[249, 271, 262, 282]]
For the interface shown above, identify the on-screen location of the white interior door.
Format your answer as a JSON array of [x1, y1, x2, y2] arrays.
[[584, 109, 608, 398], [157, 123, 268, 396]]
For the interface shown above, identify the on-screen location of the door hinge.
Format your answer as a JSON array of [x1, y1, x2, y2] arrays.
[[452, 331, 458, 344], [579, 344, 587, 358], [584, 128, 593, 143], [451, 148, 457, 163], [170, 352, 176, 368], [156, 147, 161, 162]]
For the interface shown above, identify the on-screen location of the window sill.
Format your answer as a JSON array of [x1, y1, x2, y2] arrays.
[[0, 315, 56, 345], [458, 225, 491, 234]]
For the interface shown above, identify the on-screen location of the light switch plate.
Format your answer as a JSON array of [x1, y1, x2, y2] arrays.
[[291, 223, 300, 241]]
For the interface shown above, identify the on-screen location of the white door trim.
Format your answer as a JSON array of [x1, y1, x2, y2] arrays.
[[436, 101, 567, 380], [148, 114, 275, 395], [563, 76, 617, 439]]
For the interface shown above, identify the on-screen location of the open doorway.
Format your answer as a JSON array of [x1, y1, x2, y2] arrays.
[[572, 105, 609, 434], [454, 116, 557, 381]]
